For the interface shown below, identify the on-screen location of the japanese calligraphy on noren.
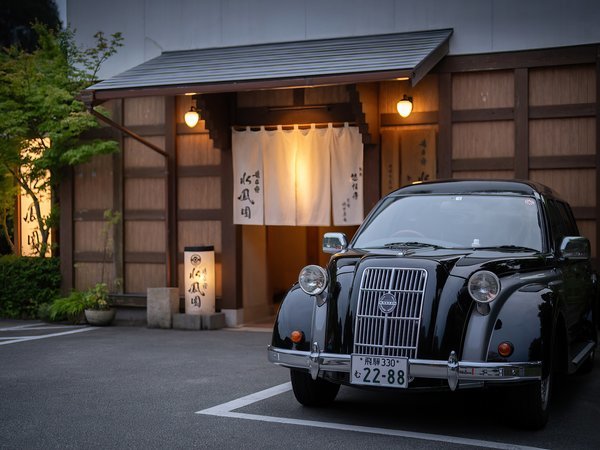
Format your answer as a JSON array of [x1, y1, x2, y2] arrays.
[[232, 129, 264, 225]]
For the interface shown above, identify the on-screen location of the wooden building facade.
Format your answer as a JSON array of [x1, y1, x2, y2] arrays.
[[61, 41, 600, 326]]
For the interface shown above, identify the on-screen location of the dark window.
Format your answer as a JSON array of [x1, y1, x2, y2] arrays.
[[546, 200, 579, 250]]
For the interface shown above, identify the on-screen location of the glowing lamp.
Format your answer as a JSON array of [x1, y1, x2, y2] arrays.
[[184, 106, 200, 128], [396, 94, 413, 118], [184, 246, 215, 315]]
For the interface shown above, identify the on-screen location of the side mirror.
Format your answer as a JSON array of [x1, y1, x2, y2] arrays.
[[323, 232, 348, 254], [559, 236, 590, 260]]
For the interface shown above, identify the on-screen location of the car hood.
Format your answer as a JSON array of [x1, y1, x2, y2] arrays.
[[333, 247, 544, 278], [323, 247, 547, 360]]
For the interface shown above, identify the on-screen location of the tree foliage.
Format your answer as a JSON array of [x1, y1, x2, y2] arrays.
[[0, 0, 61, 51], [0, 24, 123, 256]]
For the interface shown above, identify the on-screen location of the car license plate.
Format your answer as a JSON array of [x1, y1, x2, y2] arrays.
[[351, 354, 408, 388]]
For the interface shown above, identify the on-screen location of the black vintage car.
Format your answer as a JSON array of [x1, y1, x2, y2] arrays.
[[268, 179, 598, 429]]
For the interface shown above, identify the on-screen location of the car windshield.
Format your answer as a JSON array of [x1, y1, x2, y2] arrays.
[[352, 194, 543, 251]]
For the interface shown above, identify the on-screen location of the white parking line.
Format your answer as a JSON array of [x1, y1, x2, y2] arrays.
[[196, 383, 548, 450], [0, 327, 96, 346]]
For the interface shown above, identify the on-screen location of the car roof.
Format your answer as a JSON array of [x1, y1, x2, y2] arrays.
[[389, 179, 563, 200]]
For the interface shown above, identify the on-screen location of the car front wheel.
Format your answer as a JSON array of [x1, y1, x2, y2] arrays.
[[509, 372, 551, 430], [290, 369, 340, 406]]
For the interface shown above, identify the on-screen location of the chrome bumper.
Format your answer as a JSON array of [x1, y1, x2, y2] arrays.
[[267, 345, 542, 391]]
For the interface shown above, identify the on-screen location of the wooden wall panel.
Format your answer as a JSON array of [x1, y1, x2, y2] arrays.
[[73, 155, 113, 211], [452, 70, 514, 110], [577, 220, 597, 257], [125, 222, 165, 253], [452, 170, 515, 180], [529, 169, 596, 207], [401, 129, 437, 185], [124, 96, 165, 126], [125, 264, 166, 293], [124, 179, 166, 210], [74, 221, 106, 253], [304, 85, 350, 104], [124, 136, 166, 168], [379, 75, 439, 114], [452, 121, 515, 158], [74, 262, 114, 291], [178, 221, 222, 253], [237, 89, 294, 107], [529, 65, 595, 106], [177, 135, 220, 166], [178, 177, 222, 209], [529, 118, 595, 156]]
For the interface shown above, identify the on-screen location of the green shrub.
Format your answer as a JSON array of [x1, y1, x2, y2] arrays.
[[47, 291, 87, 324], [0, 255, 61, 319]]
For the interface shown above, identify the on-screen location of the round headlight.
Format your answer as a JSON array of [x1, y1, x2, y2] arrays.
[[298, 265, 328, 296], [468, 270, 500, 304]]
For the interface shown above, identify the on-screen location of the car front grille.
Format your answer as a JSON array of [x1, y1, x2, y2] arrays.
[[353, 267, 427, 358]]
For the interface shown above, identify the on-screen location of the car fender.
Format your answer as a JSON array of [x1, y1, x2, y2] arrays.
[[463, 284, 555, 378], [271, 284, 315, 352], [489, 286, 555, 377]]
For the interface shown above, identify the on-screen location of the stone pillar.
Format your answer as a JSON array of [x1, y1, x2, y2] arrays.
[[147, 287, 179, 328]]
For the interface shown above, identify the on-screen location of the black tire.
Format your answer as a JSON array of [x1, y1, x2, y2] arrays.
[[509, 373, 552, 430], [290, 369, 340, 406]]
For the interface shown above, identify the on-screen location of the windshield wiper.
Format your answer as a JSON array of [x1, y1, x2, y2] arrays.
[[383, 241, 442, 249], [473, 245, 539, 252]]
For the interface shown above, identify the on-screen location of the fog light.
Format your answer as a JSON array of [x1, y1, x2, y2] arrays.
[[290, 330, 304, 343], [498, 342, 514, 357]]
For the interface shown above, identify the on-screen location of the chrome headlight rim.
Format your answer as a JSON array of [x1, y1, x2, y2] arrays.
[[467, 270, 501, 304], [298, 265, 328, 296]]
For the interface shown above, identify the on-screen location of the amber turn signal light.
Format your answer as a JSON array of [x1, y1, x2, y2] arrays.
[[498, 342, 514, 357], [290, 330, 304, 343]]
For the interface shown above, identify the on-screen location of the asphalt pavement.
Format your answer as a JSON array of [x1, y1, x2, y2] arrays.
[[0, 320, 599, 450]]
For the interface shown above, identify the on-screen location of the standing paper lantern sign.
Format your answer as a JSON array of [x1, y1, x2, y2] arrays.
[[184, 246, 215, 315]]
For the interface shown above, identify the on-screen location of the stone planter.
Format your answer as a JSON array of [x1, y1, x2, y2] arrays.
[[84, 308, 116, 326]]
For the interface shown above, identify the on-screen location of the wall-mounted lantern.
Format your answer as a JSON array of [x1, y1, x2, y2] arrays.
[[396, 94, 413, 118], [184, 95, 200, 128], [184, 246, 215, 315]]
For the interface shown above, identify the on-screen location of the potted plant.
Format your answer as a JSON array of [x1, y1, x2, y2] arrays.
[[83, 282, 115, 326]]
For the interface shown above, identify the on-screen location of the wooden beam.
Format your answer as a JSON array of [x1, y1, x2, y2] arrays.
[[347, 85, 371, 145], [530, 155, 596, 170], [113, 99, 124, 294], [177, 209, 223, 221], [178, 165, 223, 178], [529, 103, 596, 119], [436, 44, 597, 73], [572, 207, 597, 220], [452, 157, 514, 172], [514, 68, 529, 179], [438, 73, 452, 178], [452, 108, 514, 123], [380, 111, 439, 127], [59, 165, 74, 295], [124, 167, 168, 178], [235, 103, 355, 128], [165, 96, 178, 288]]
